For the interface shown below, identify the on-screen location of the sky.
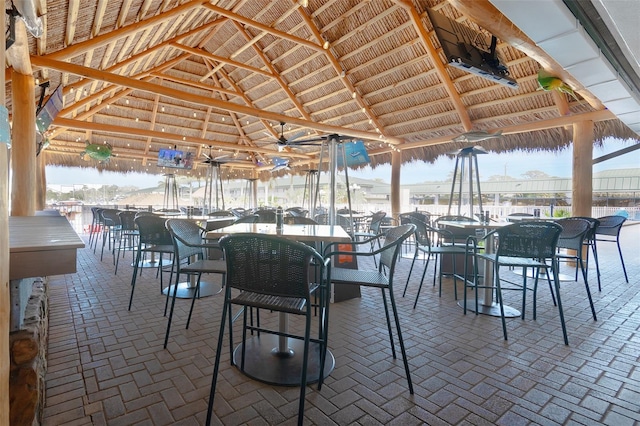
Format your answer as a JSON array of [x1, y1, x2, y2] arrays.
[[46, 137, 639, 188]]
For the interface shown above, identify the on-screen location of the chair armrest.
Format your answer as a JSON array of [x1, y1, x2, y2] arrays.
[[323, 234, 382, 256]]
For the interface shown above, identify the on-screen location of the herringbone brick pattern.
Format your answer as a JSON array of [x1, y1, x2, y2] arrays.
[[43, 224, 640, 425]]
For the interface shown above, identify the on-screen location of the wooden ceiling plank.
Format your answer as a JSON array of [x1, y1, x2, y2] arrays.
[[65, 0, 80, 46], [118, 0, 135, 28], [138, 0, 155, 21], [46, 0, 209, 61], [395, 0, 473, 132], [151, 72, 240, 98], [173, 43, 273, 77], [204, 3, 324, 53], [36, 0, 47, 56], [93, 0, 109, 36]]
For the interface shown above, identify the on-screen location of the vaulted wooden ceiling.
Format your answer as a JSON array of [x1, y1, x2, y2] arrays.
[[6, 0, 638, 181]]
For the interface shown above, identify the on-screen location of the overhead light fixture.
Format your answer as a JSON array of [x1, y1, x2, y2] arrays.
[[300, 0, 309, 7], [323, 40, 330, 49], [340, 70, 346, 77]]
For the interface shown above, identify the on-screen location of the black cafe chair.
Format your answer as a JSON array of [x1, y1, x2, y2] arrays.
[[324, 224, 416, 394], [403, 217, 469, 306], [595, 215, 628, 283], [464, 221, 571, 344], [164, 219, 227, 349], [206, 233, 330, 426], [555, 218, 598, 322]]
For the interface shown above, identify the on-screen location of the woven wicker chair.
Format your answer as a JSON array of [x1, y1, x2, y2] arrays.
[[595, 215, 628, 283], [403, 217, 469, 306], [324, 224, 416, 394], [163, 219, 226, 349], [555, 218, 598, 321], [207, 233, 329, 426], [128, 214, 175, 311], [465, 221, 570, 344]]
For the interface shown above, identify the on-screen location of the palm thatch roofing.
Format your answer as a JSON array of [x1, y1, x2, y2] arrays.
[[7, 0, 639, 181]]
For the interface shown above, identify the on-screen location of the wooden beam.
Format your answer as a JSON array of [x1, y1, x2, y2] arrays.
[[10, 71, 36, 216], [5, 19, 32, 75], [0, 6, 10, 425], [395, 0, 473, 131], [573, 120, 594, 217], [45, 0, 209, 61], [31, 55, 404, 144]]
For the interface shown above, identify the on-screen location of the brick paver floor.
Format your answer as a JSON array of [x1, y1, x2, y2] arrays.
[[43, 223, 640, 425]]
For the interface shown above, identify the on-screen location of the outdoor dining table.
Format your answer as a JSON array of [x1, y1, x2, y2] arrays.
[[205, 223, 351, 386], [438, 220, 521, 318]]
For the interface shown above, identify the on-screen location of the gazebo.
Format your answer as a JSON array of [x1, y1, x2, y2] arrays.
[[1, 0, 639, 422]]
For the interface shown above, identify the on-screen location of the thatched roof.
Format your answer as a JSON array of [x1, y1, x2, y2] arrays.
[[7, 0, 639, 181]]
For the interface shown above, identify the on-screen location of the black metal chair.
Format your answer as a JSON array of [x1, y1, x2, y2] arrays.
[[572, 216, 601, 291], [100, 208, 121, 263], [403, 217, 468, 306], [555, 218, 598, 322], [464, 221, 570, 344], [114, 210, 139, 274], [253, 209, 277, 222], [88, 206, 104, 251], [206, 233, 329, 426], [595, 215, 628, 283], [324, 224, 416, 394], [353, 211, 387, 266], [164, 219, 226, 349], [128, 214, 175, 311]]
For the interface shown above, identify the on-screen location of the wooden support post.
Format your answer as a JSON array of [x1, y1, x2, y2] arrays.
[[390, 149, 401, 221], [10, 71, 36, 216], [1, 7, 10, 425], [572, 120, 594, 217], [36, 154, 46, 211]]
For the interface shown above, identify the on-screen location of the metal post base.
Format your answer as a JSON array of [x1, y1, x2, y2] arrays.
[[162, 281, 222, 299], [233, 335, 335, 386]]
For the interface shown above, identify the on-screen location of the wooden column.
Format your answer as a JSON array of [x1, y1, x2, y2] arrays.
[[390, 150, 401, 221], [1, 6, 10, 425], [572, 120, 594, 217], [10, 71, 36, 216], [36, 154, 46, 211]]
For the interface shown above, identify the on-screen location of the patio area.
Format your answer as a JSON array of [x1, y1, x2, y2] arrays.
[[43, 223, 640, 425]]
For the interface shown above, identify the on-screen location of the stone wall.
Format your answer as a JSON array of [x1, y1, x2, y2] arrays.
[[9, 278, 48, 426]]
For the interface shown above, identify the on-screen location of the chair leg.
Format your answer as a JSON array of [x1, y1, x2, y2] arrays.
[[590, 241, 601, 291], [616, 240, 628, 283], [164, 272, 181, 349], [387, 288, 414, 394], [206, 290, 230, 426], [551, 262, 569, 345], [578, 257, 597, 321], [495, 266, 508, 341], [403, 250, 418, 297], [379, 289, 397, 359], [128, 245, 143, 311], [296, 312, 312, 426], [412, 255, 431, 309], [186, 273, 202, 329]]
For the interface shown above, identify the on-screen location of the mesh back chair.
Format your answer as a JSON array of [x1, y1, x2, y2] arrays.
[[403, 218, 469, 307], [572, 217, 601, 291], [595, 215, 628, 283], [100, 209, 122, 262], [555, 218, 597, 321], [207, 234, 329, 426], [465, 221, 570, 344], [433, 215, 478, 246], [353, 211, 387, 266], [164, 219, 226, 349], [128, 214, 175, 311], [114, 210, 139, 274], [313, 213, 328, 224], [324, 224, 416, 394], [88, 207, 104, 250]]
